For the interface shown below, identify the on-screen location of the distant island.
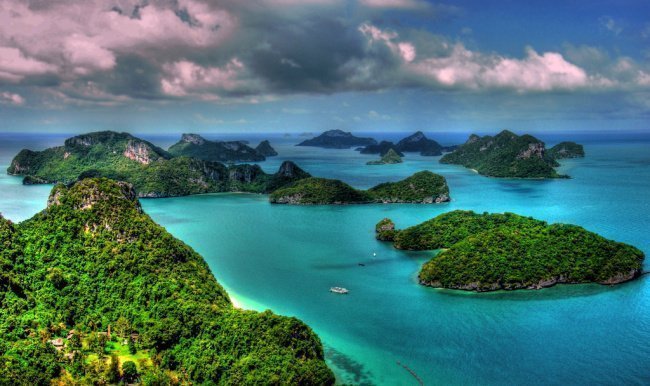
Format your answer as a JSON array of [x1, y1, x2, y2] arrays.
[[0, 178, 334, 384], [377, 210, 644, 291], [366, 149, 403, 165], [255, 139, 279, 156], [547, 141, 585, 159], [168, 133, 277, 162], [7, 131, 306, 197], [439, 130, 581, 178], [270, 171, 449, 204], [360, 140, 404, 156], [359, 131, 456, 156], [296, 129, 377, 148]]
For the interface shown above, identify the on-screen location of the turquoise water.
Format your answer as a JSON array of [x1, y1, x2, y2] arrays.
[[1, 134, 649, 385]]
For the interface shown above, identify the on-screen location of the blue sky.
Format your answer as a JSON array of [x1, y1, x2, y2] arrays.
[[0, 0, 648, 134]]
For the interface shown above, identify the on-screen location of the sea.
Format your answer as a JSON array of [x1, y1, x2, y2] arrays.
[[0, 131, 649, 385]]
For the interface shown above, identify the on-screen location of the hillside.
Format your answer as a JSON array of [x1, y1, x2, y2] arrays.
[[359, 131, 456, 157], [168, 133, 266, 162], [440, 130, 564, 178], [0, 179, 334, 385], [377, 211, 644, 291], [7, 131, 309, 197], [270, 171, 449, 204]]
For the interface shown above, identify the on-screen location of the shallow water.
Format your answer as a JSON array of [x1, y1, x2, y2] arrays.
[[1, 133, 649, 385]]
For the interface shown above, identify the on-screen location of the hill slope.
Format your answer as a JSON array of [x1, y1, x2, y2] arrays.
[[0, 179, 334, 385]]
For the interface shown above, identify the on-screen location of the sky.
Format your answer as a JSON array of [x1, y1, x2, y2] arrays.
[[0, 0, 649, 134]]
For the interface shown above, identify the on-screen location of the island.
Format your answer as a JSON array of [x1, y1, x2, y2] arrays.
[[7, 131, 309, 197], [440, 130, 566, 178], [168, 133, 266, 162], [360, 141, 404, 156], [547, 141, 585, 159], [376, 210, 645, 291], [255, 139, 279, 156], [296, 129, 377, 148], [366, 149, 403, 165], [0, 178, 334, 385], [359, 131, 456, 156], [269, 171, 449, 204]]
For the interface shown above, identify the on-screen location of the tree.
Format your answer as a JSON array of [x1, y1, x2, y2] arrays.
[[115, 316, 130, 339], [128, 337, 137, 355], [122, 361, 139, 383], [106, 354, 120, 383]]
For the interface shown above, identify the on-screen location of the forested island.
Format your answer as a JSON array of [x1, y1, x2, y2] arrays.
[[547, 141, 585, 159], [366, 149, 403, 165], [168, 133, 277, 162], [440, 130, 582, 178], [0, 178, 334, 385], [270, 171, 449, 204], [359, 131, 455, 156], [7, 131, 306, 197], [296, 129, 377, 148], [377, 211, 644, 291]]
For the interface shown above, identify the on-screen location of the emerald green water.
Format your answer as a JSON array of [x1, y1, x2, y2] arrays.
[[1, 134, 649, 384]]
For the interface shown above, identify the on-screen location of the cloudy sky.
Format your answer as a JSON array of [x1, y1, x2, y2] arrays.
[[0, 0, 649, 134]]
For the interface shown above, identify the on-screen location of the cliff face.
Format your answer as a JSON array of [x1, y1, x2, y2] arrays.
[[123, 139, 159, 164]]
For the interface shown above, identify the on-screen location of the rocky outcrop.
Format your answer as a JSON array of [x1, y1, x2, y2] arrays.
[[181, 133, 206, 145], [516, 142, 545, 160], [124, 140, 157, 165], [47, 179, 141, 213], [420, 268, 641, 291], [228, 164, 264, 184]]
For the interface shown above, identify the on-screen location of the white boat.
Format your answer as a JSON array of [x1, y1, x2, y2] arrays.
[[330, 287, 349, 294]]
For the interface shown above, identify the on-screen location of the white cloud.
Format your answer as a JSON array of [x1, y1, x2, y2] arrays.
[[161, 58, 262, 98], [0, 46, 57, 82], [0, 91, 25, 105], [599, 16, 622, 35]]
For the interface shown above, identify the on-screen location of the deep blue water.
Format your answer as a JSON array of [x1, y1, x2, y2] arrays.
[[1, 132, 649, 385]]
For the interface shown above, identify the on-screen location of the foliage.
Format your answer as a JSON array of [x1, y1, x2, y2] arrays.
[[270, 171, 450, 205], [379, 210, 645, 291], [368, 171, 449, 203], [440, 130, 565, 178], [7, 131, 310, 197], [0, 178, 334, 384], [296, 130, 377, 148]]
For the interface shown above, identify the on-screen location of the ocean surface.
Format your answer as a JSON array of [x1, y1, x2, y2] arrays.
[[1, 131, 649, 385]]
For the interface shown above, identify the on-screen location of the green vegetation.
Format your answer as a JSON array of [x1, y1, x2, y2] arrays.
[[375, 218, 396, 241], [378, 211, 644, 291], [255, 140, 279, 157], [168, 133, 266, 162], [366, 149, 403, 165], [547, 141, 585, 159], [0, 178, 334, 385], [7, 131, 310, 197], [359, 141, 404, 156], [368, 171, 449, 203], [440, 130, 565, 178], [270, 171, 449, 204], [269, 177, 372, 204]]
